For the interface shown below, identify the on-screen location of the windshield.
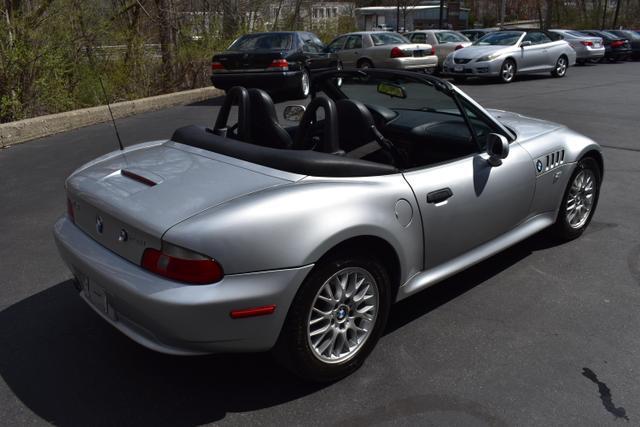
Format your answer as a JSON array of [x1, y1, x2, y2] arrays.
[[229, 33, 293, 51], [435, 31, 469, 43], [473, 31, 523, 46], [338, 75, 460, 114], [370, 32, 410, 46]]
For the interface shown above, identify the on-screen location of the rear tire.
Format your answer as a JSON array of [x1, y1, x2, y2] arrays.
[[576, 58, 586, 66], [551, 55, 568, 77], [550, 157, 601, 241], [273, 255, 391, 382], [499, 59, 516, 83], [357, 59, 373, 69], [292, 68, 310, 99]]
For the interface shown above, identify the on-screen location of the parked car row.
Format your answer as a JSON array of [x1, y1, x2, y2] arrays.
[[210, 28, 639, 96]]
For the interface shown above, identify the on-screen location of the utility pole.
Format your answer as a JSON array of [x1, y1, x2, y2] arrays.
[[396, 0, 400, 31], [438, 0, 444, 29], [500, 0, 506, 28]]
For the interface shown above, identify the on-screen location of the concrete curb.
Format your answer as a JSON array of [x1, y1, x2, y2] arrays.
[[0, 86, 224, 147]]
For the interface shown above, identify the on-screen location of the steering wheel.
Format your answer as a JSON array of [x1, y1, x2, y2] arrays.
[[292, 97, 339, 153], [212, 86, 250, 141]]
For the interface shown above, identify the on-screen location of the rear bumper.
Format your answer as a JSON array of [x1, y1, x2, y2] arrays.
[[54, 216, 312, 355], [211, 70, 302, 91], [379, 55, 438, 70], [574, 46, 605, 60]]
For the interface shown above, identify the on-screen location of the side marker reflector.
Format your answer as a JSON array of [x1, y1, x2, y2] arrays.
[[230, 305, 276, 319]]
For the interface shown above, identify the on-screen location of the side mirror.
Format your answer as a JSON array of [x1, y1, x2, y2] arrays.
[[486, 133, 509, 166], [520, 40, 532, 47], [283, 105, 306, 122]]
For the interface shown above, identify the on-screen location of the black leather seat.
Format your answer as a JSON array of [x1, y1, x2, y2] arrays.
[[247, 88, 293, 149]]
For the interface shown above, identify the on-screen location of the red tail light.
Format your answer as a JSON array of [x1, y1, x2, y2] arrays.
[[611, 40, 624, 48], [455, 44, 464, 50], [430, 46, 435, 55], [211, 61, 224, 71], [268, 59, 289, 70], [390, 47, 406, 58], [67, 198, 75, 223], [142, 245, 224, 284], [580, 41, 594, 47]]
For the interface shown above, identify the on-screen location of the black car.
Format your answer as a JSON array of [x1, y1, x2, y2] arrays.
[[459, 29, 494, 42], [608, 30, 640, 60], [580, 30, 632, 61], [211, 32, 339, 99]]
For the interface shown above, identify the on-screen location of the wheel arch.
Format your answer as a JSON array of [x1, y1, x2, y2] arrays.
[[581, 149, 604, 180], [313, 235, 402, 299]]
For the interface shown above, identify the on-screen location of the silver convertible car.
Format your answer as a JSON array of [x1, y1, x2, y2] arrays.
[[54, 69, 603, 382], [443, 29, 577, 83]]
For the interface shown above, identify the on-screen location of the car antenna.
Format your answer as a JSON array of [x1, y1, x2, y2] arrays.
[[85, 50, 124, 151]]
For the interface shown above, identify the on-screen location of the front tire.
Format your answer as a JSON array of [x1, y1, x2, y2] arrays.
[[274, 255, 391, 382], [499, 59, 516, 83], [551, 157, 601, 241], [551, 55, 568, 77], [357, 59, 373, 69]]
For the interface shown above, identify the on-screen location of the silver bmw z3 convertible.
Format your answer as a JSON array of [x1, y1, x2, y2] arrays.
[[54, 69, 603, 382]]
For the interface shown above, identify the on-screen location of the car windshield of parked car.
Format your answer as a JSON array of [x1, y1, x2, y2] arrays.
[[473, 31, 523, 46], [370, 33, 410, 46], [229, 33, 292, 51], [435, 31, 469, 43]]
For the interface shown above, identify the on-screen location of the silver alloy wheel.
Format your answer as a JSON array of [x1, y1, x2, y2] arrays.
[[301, 70, 310, 97], [556, 57, 567, 76], [566, 169, 596, 229], [307, 267, 379, 364], [501, 61, 515, 82]]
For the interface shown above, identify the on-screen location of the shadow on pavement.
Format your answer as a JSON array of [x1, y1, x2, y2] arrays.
[[386, 230, 560, 334], [0, 231, 560, 426], [0, 282, 323, 426]]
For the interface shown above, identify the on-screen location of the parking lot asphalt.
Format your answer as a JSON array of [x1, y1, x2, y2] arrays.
[[1, 62, 639, 426]]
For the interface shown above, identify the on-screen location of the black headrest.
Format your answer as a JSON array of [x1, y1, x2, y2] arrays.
[[336, 99, 377, 152]]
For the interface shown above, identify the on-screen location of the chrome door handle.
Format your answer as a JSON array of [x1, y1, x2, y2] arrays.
[[427, 188, 453, 204]]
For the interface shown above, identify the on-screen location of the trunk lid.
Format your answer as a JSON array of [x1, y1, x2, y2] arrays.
[[213, 50, 287, 71], [66, 142, 295, 263]]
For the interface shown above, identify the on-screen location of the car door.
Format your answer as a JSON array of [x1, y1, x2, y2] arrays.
[[533, 32, 557, 69], [326, 35, 347, 62], [301, 33, 335, 72], [518, 32, 549, 71], [402, 94, 535, 269], [341, 34, 364, 67]]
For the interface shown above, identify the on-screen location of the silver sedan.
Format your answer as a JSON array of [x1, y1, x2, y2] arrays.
[[443, 30, 577, 83], [405, 30, 472, 69], [54, 69, 602, 382], [326, 31, 438, 72], [549, 29, 605, 64]]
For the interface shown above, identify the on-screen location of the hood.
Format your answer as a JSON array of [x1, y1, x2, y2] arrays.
[[487, 109, 565, 141], [452, 44, 511, 59], [66, 142, 295, 240]]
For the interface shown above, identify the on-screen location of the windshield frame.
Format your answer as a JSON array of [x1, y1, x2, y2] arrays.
[[472, 31, 524, 47]]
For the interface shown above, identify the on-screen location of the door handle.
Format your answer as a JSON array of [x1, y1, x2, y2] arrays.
[[427, 188, 453, 204]]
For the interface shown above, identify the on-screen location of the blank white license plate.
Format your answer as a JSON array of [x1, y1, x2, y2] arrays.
[[78, 273, 111, 315], [595, 43, 601, 48], [454, 65, 464, 72]]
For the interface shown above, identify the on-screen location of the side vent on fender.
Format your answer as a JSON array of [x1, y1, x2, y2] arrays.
[[535, 149, 565, 176]]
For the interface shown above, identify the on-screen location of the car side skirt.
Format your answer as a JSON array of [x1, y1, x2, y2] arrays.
[[396, 212, 556, 301]]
